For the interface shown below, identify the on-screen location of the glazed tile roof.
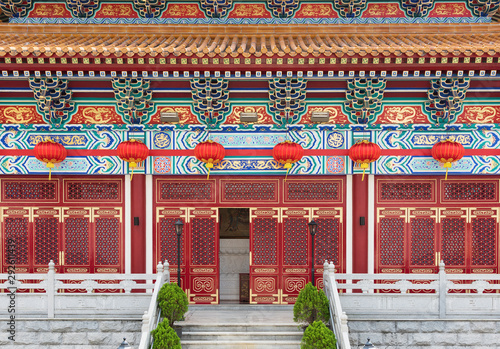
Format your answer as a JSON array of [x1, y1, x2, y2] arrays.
[[0, 32, 499, 58]]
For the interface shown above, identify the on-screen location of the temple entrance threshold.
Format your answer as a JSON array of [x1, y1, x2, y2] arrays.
[[219, 208, 250, 303]]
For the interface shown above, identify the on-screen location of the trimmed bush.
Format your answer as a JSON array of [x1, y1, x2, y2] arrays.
[[157, 282, 188, 327], [293, 282, 330, 328], [301, 320, 336, 349], [151, 319, 181, 349]]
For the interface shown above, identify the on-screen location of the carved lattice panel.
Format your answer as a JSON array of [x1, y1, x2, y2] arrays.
[[315, 218, 340, 266], [33, 216, 59, 266], [251, 218, 278, 265], [64, 217, 90, 267], [442, 181, 497, 202], [282, 217, 308, 266], [221, 180, 278, 202], [250, 208, 280, 304], [377, 208, 407, 268], [95, 217, 120, 266], [285, 181, 342, 202], [2, 180, 57, 202], [3, 209, 30, 267], [191, 218, 216, 265], [441, 217, 466, 267], [159, 218, 184, 266], [65, 180, 121, 202], [409, 210, 437, 268], [471, 217, 496, 266], [188, 208, 219, 304], [154, 208, 188, 288], [157, 180, 215, 202], [378, 181, 434, 202]]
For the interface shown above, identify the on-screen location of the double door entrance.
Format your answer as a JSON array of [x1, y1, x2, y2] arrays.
[[155, 206, 344, 304]]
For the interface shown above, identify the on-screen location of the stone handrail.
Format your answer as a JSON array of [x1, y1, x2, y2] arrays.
[[323, 261, 351, 349], [138, 261, 170, 349], [324, 261, 500, 320], [0, 260, 169, 319]]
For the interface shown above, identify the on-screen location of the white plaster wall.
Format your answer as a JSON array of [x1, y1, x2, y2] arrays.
[[219, 239, 250, 302]]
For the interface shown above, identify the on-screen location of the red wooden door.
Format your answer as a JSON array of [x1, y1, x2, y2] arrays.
[[188, 207, 219, 304], [2, 207, 31, 273], [154, 208, 188, 288], [408, 208, 439, 274], [62, 207, 92, 273], [281, 208, 310, 304], [249, 208, 280, 304], [312, 208, 344, 288]]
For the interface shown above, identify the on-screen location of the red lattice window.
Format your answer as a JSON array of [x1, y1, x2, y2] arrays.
[[191, 218, 215, 265], [3, 181, 56, 201], [160, 218, 184, 265], [34, 218, 59, 265], [4, 218, 29, 265], [441, 218, 465, 266], [283, 218, 308, 265], [410, 218, 435, 266], [160, 182, 213, 201], [223, 182, 277, 201], [95, 218, 120, 265], [471, 218, 496, 266], [379, 218, 405, 265], [64, 218, 89, 265], [380, 183, 433, 201], [286, 182, 339, 201], [67, 182, 119, 201], [443, 182, 496, 201], [315, 218, 340, 265], [252, 218, 277, 265]]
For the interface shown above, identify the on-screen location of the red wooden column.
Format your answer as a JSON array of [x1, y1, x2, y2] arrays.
[[131, 174, 147, 273], [352, 174, 369, 273]]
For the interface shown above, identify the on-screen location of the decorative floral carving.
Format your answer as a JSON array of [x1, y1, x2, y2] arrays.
[[268, 78, 307, 127], [111, 78, 154, 124], [29, 78, 75, 128], [344, 77, 386, 124], [425, 78, 470, 124]]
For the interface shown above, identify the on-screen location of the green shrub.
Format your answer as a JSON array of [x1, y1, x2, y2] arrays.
[[293, 282, 330, 328], [151, 319, 181, 349], [301, 320, 336, 349], [157, 282, 188, 327]]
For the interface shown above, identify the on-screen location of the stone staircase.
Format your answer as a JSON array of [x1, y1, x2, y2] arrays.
[[179, 305, 303, 349]]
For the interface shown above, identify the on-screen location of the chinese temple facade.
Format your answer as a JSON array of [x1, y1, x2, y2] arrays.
[[0, 0, 499, 305]]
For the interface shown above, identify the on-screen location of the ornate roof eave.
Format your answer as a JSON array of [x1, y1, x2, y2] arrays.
[[0, 23, 500, 59]]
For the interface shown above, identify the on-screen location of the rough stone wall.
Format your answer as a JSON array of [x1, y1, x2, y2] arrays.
[[0, 319, 141, 349], [348, 319, 500, 349]]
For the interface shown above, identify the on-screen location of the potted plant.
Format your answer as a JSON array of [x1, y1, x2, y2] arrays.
[[151, 319, 181, 349], [293, 282, 330, 329], [301, 320, 336, 349], [157, 282, 189, 337]]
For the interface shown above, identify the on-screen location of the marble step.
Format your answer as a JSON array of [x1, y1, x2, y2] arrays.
[[179, 324, 301, 332], [182, 330, 303, 341], [181, 340, 301, 349]]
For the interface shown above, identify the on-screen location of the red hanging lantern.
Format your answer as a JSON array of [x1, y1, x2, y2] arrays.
[[432, 139, 464, 180], [117, 139, 149, 180], [348, 140, 381, 181], [273, 140, 304, 181], [34, 140, 67, 180], [194, 140, 225, 179]]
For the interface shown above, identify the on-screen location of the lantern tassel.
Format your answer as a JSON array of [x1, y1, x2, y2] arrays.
[[284, 163, 292, 182], [129, 162, 137, 181], [207, 163, 214, 180], [47, 162, 55, 181], [444, 162, 451, 181], [360, 163, 369, 181]]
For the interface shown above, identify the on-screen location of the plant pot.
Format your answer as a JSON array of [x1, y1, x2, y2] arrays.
[[173, 325, 182, 338]]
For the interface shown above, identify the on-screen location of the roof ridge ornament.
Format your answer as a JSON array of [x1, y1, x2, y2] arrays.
[[29, 78, 75, 128], [0, 0, 33, 17], [132, 0, 167, 18], [400, 0, 434, 17], [425, 77, 470, 125], [344, 77, 386, 124], [112, 77, 154, 125], [65, 0, 100, 18], [268, 78, 307, 127]]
